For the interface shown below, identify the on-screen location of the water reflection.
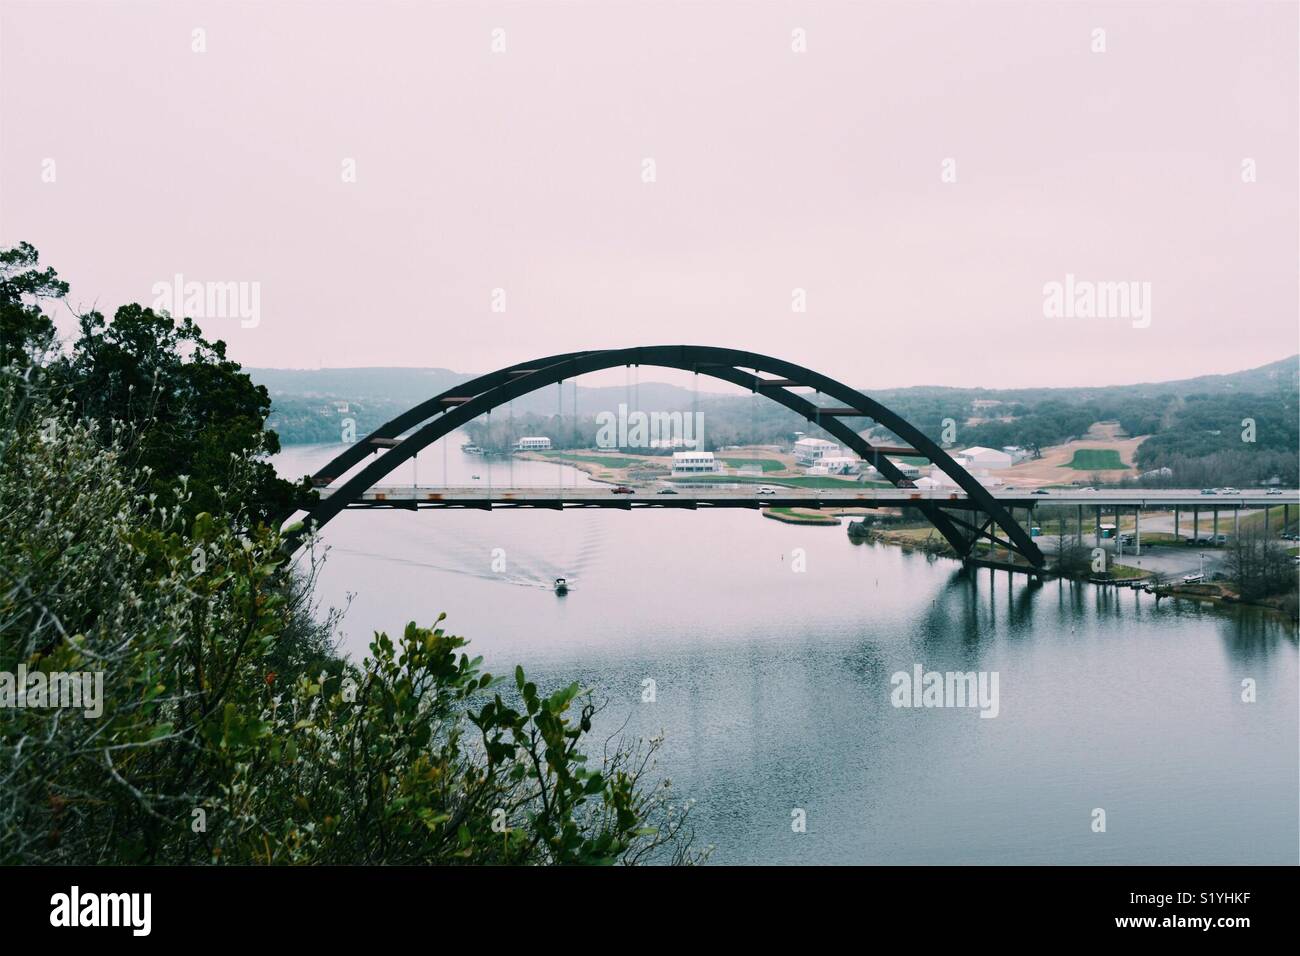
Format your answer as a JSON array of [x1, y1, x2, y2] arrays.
[[275, 440, 1298, 864]]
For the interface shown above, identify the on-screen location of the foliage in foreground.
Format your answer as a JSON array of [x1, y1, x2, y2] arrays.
[[0, 376, 701, 865]]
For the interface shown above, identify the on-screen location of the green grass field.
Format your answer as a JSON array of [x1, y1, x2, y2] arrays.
[[720, 457, 784, 473], [1066, 448, 1126, 470], [536, 452, 648, 469], [1238, 505, 1299, 533]]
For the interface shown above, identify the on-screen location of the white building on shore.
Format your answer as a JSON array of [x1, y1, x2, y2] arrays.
[[514, 436, 553, 451], [671, 451, 721, 475], [888, 459, 921, 479], [808, 455, 861, 476], [794, 437, 840, 466], [957, 445, 1013, 470]]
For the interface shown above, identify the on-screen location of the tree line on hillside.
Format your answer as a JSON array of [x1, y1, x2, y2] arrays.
[[455, 383, 1300, 490]]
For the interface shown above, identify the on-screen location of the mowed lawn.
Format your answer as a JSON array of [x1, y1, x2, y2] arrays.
[[537, 452, 649, 469], [1066, 448, 1126, 470], [720, 457, 785, 472]]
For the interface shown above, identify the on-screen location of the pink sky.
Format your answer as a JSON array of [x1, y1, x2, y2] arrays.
[[1, 0, 1296, 389]]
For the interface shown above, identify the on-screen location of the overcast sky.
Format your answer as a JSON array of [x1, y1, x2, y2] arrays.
[[2, 0, 1296, 389]]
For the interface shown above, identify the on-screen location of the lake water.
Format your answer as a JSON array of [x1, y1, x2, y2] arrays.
[[275, 439, 1299, 865]]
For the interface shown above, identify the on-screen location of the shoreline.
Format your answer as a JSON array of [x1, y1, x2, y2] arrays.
[[848, 520, 1299, 621]]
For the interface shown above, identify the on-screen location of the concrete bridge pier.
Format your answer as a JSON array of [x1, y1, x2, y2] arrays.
[[1174, 506, 1179, 541], [1213, 509, 1219, 545]]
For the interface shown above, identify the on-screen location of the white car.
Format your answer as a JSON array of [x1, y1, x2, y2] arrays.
[[1182, 572, 1204, 584], [1220, 487, 1239, 495], [756, 486, 777, 495], [1266, 488, 1283, 495]]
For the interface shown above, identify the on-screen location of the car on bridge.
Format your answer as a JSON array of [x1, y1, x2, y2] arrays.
[[1200, 488, 1217, 495], [611, 485, 635, 494], [1267, 487, 1283, 495], [1220, 487, 1240, 495], [756, 486, 777, 495], [1031, 489, 1050, 495], [657, 487, 678, 495]]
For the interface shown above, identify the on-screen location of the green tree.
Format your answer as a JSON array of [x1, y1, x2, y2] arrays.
[[0, 378, 701, 865], [63, 303, 307, 524], [0, 242, 67, 366]]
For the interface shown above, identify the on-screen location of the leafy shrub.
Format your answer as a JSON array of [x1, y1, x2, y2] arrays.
[[0, 375, 701, 865]]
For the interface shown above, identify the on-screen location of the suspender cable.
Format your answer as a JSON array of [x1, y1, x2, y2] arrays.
[[693, 366, 699, 449]]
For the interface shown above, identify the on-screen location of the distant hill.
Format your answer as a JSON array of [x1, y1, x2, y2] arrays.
[[247, 367, 471, 406], [251, 355, 1299, 412], [251, 356, 1299, 476]]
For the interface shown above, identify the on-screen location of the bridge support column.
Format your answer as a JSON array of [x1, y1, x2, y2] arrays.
[[1135, 508, 1141, 557], [1174, 506, 1179, 542], [1095, 506, 1101, 548], [1213, 509, 1219, 546], [1286, 504, 1291, 531], [1234, 507, 1240, 540], [1193, 508, 1199, 544], [1264, 506, 1269, 535]]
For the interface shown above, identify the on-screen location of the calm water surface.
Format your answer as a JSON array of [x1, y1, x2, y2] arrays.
[[276, 440, 1299, 865]]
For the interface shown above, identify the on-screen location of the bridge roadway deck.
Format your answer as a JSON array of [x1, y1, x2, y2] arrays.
[[318, 486, 1300, 512]]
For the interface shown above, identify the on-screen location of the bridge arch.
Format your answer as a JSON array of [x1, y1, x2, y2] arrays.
[[284, 346, 1044, 567]]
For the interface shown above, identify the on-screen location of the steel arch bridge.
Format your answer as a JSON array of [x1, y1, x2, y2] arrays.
[[282, 346, 1046, 568]]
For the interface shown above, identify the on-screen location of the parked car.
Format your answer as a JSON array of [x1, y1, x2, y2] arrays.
[[611, 485, 635, 494], [1182, 572, 1204, 584], [756, 486, 777, 495]]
